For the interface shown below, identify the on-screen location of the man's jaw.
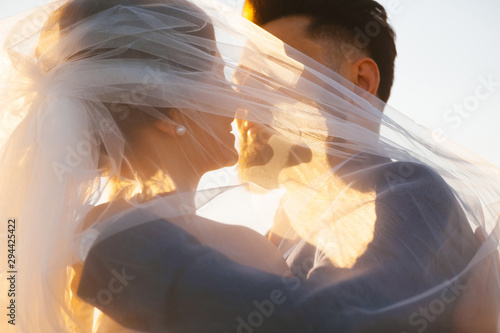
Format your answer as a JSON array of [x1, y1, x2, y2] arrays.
[[237, 123, 315, 190]]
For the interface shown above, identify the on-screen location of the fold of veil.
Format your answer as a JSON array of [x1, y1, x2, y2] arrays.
[[0, 0, 499, 332]]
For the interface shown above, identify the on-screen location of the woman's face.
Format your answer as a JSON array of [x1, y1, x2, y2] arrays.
[[178, 110, 238, 172]]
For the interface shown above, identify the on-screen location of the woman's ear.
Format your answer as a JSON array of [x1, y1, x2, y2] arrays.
[[350, 57, 380, 97], [153, 119, 179, 137], [153, 108, 186, 137]]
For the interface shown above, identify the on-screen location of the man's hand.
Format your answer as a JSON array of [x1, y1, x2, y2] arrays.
[[452, 228, 500, 332]]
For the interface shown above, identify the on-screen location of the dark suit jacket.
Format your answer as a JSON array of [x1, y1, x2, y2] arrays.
[[77, 161, 479, 333]]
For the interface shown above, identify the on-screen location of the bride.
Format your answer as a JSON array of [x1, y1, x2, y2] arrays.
[[0, 0, 292, 331], [0, 0, 499, 332]]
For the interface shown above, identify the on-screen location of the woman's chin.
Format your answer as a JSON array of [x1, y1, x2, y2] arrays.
[[206, 148, 239, 172], [219, 134, 239, 167], [220, 148, 239, 168]]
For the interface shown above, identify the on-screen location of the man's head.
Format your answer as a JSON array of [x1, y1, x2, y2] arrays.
[[243, 0, 396, 102], [237, 0, 397, 188]]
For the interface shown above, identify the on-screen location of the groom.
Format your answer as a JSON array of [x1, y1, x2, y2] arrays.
[[238, 0, 499, 331], [77, 0, 498, 332], [239, 1, 499, 332]]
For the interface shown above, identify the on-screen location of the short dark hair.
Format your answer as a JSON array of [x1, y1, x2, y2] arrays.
[[243, 0, 397, 102]]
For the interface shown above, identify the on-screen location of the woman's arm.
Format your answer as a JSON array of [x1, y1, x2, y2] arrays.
[[77, 219, 307, 332], [83, 199, 291, 276], [168, 214, 292, 276]]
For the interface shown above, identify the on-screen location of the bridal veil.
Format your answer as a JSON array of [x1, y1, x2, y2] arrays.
[[0, 0, 499, 332]]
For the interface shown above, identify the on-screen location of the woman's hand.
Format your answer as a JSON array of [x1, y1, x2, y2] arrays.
[[452, 228, 500, 333]]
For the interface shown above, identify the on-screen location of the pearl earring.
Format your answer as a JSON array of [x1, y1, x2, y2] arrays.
[[176, 125, 187, 136]]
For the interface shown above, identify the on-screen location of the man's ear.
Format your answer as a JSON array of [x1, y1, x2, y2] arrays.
[[350, 57, 380, 97]]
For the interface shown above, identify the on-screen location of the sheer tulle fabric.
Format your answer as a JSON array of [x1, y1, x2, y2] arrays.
[[0, 0, 499, 332]]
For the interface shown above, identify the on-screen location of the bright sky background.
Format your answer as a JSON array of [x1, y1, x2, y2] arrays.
[[377, 0, 500, 168], [1, 0, 500, 167]]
